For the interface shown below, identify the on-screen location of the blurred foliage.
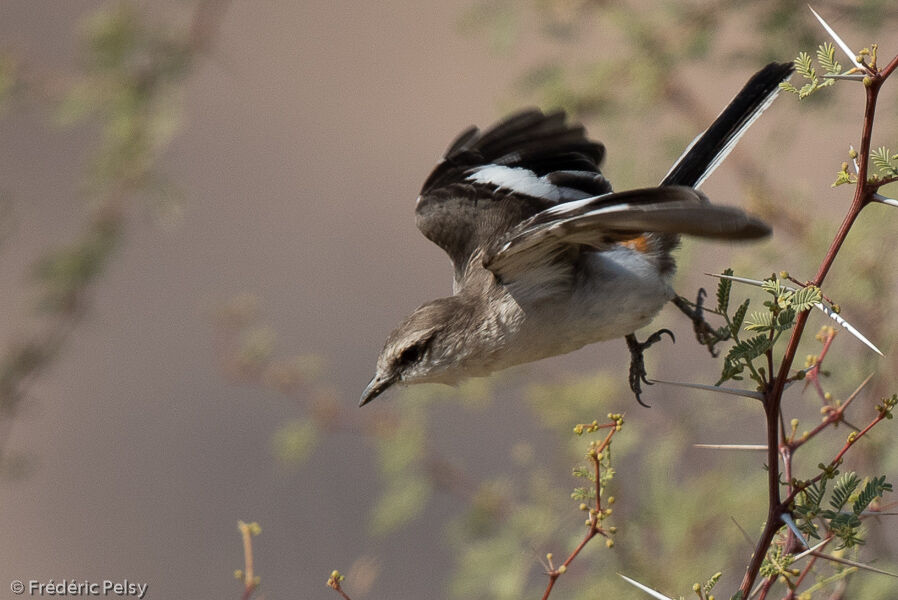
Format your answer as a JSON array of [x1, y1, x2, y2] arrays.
[[0, 1, 226, 467]]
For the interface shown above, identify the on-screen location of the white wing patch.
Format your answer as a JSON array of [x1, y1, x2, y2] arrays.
[[466, 165, 563, 201]]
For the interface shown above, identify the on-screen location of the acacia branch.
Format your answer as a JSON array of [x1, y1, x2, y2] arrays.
[[737, 51, 896, 597]]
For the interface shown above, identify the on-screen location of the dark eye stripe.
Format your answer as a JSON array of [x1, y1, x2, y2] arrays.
[[399, 344, 423, 366]]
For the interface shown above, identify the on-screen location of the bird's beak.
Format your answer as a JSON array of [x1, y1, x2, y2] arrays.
[[359, 373, 397, 407]]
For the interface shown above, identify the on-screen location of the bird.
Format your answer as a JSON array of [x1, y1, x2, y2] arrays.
[[360, 62, 794, 408]]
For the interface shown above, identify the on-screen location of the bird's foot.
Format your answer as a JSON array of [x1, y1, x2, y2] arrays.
[[672, 289, 730, 357], [625, 329, 675, 407]]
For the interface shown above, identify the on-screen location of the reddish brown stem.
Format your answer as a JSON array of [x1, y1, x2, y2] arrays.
[[541, 423, 618, 600], [737, 55, 892, 597], [329, 583, 353, 600], [804, 329, 837, 403]]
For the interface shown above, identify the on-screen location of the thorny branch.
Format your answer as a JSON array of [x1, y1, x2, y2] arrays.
[[737, 47, 898, 598]]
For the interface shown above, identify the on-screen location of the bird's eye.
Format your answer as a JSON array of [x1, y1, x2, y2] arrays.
[[398, 343, 424, 366]]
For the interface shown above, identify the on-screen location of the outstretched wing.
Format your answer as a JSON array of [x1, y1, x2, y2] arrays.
[[484, 61, 793, 288], [484, 185, 770, 284], [415, 110, 608, 287]]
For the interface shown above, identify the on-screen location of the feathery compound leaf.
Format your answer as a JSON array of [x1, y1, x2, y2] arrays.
[[703, 572, 722, 595], [726, 335, 771, 364], [783, 49, 835, 98], [717, 359, 745, 385], [817, 41, 842, 75], [571, 486, 595, 501], [872, 147, 898, 177], [779, 81, 801, 95], [795, 52, 814, 78], [830, 472, 861, 511], [828, 511, 864, 548], [717, 268, 733, 313], [804, 480, 827, 509], [572, 465, 591, 479], [761, 278, 782, 297], [853, 476, 893, 515], [776, 307, 797, 331], [745, 311, 773, 332], [792, 286, 822, 312], [730, 299, 750, 337]]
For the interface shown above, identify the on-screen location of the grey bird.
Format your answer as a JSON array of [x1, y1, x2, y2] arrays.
[[361, 62, 794, 407]]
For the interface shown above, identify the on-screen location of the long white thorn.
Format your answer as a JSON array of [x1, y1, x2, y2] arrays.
[[694, 444, 768, 451], [707, 273, 883, 356], [618, 574, 675, 600], [706, 272, 766, 287], [816, 302, 883, 356], [811, 552, 898, 577], [794, 538, 830, 560], [808, 6, 864, 70], [873, 193, 898, 207], [649, 379, 764, 401], [822, 73, 867, 80]]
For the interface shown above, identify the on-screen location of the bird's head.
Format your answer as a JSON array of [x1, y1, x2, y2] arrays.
[[360, 296, 473, 406]]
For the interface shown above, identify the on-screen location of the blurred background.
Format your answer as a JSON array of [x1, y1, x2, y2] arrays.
[[0, 1, 896, 599]]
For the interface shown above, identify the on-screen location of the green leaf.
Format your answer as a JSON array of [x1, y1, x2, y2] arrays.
[[817, 41, 842, 75], [761, 278, 781, 297], [717, 268, 733, 313], [779, 81, 800, 95], [852, 475, 892, 515], [703, 572, 722, 595], [804, 480, 827, 509], [745, 311, 773, 332], [830, 472, 861, 511], [795, 52, 814, 79], [716, 359, 744, 385], [726, 334, 771, 364], [872, 146, 898, 177], [775, 307, 796, 331], [570, 486, 594, 501], [571, 465, 591, 479], [828, 511, 864, 549], [791, 286, 822, 312], [730, 299, 750, 336]]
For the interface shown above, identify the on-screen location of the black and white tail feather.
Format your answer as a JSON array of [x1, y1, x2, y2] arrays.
[[662, 62, 794, 188]]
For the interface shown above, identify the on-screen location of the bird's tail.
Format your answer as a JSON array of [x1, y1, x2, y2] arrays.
[[661, 62, 794, 188]]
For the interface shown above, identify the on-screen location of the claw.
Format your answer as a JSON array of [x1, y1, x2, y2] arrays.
[[672, 290, 729, 356], [625, 330, 675, 407]]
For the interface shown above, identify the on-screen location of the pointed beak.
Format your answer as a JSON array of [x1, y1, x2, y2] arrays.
[[359, 373, 397, 407]]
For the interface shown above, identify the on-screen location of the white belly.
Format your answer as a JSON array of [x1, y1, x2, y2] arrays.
[[499, 246, 674, 366]]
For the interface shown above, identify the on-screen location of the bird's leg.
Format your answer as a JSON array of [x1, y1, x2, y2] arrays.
[[672, 289, 729, 357], [625, 329, 674, 407]]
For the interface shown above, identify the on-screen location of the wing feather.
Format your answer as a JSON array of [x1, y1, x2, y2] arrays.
[[415, 110, 607, 285], [484, 186, 770, 281]]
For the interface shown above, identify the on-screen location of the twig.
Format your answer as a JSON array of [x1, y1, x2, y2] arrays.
[[736, 36, 898, 598], [237, 521, 260, 600], [541, 419, 620, 600], [326, 571, 353, 600]]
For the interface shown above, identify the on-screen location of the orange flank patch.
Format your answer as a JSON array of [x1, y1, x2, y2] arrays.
[[620, 235, 649, 254]]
